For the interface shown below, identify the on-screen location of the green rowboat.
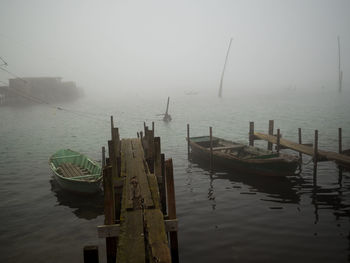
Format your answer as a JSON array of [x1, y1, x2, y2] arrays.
[[188, 136, 299, 176], [49, 149, 102, 194]]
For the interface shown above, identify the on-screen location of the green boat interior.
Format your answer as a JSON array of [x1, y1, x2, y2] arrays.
[[50, 149, 101, 181]]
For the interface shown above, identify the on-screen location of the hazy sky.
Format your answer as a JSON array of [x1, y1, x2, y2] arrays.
[[0, 0, 349, 95]]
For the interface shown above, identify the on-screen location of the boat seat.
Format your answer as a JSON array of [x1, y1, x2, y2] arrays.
[[212, 145, 244, 151], [58, 163, 85, 178]]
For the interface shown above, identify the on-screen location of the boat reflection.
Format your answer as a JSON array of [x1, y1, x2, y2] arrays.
[[189, 155, 303, 205], [50, 178, 104, 220]]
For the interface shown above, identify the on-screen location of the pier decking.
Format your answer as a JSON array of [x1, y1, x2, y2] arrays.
[[85, 118, 178, 263]]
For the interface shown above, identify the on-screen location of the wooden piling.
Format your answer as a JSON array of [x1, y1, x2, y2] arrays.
[[313, 130, 318, 184], [102, 146, 106, 168], [84, 246, 99, 263], [298, 128, 302, 161], [187, 124, 190, 156], [268, 120, 274, 150], [165, 158, 179, 263], [161, 153, 167, 215], [209, 126, 213, 170], [249, 122, 254, 146], [338, 128, 342, 154], [103, 166, 116, 263], [276, 129, 280, 154]]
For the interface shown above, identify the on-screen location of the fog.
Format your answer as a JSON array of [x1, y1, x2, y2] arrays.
[[1, 0, 349, 97]]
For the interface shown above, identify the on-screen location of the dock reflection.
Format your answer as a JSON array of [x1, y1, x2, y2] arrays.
[[50, 178, 104, 220]]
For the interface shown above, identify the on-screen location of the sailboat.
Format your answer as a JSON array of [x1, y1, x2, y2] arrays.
[[163, 97, 172, 122]]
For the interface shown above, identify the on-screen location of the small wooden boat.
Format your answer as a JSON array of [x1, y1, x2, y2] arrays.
[[337, 149, 350, 171], [49, 149, 102, 194], [188, 136, 299, 176]]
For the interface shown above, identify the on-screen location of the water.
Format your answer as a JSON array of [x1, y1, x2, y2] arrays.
[[0, 89, 350, 262]]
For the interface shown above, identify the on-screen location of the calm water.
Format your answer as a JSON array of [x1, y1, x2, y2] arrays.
[[0, 89, 350, 262]]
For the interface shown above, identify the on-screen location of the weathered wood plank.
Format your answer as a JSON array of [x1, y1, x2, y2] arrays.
[[117, 210, 146, 263], [254, 132, 350, 164], [144, 209, 171, 263]]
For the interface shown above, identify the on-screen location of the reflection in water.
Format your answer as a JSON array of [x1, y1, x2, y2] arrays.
[[50, 178, 104, 220], [208, 172, 216, 210], [189, 155, 302, 205]]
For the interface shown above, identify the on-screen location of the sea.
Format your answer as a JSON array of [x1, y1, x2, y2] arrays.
[[0, 88, 349, 263]]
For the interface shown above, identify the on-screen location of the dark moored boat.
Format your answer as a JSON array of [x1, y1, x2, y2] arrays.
[[188, 136, 299, 176]]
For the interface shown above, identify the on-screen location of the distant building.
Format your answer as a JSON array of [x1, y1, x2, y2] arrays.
[[2, 77, 81, 105]]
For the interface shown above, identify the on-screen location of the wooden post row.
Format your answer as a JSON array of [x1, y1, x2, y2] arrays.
[[298, 128, 302, 161]]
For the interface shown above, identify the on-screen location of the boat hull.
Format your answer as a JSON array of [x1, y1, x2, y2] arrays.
[[52, 171, 102, 194], [49, 149, 102, 194], [190, 140, 298, 177]]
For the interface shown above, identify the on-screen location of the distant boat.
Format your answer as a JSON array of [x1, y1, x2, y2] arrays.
[[49, 149, 102, 194], [162, 97, 172, 122], [188, 136, 299, 176]]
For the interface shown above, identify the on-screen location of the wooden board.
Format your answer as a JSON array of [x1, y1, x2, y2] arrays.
[[254, 132, 350, 164], [59, 163, 84, 178]]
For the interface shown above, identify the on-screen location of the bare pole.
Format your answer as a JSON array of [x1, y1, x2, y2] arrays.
[[218, 38, 233, 98], [338, 36, 343, 93]]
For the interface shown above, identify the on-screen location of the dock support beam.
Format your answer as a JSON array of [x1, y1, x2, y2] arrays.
[[209, 126, 213, 170], [249, 122, 254, 146], [84, 246, 99, 263]]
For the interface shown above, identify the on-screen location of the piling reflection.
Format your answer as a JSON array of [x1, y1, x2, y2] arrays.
[[50, 178, 104, 220]]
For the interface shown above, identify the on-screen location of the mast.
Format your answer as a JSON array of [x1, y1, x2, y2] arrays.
[[338, 36, 343, 92], [218, 38, 233, 98], [165, 97, 170, 115]]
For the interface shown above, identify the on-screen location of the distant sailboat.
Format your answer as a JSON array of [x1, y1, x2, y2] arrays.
[[163, 97, 172, 122], [218, 38, 233, 98]]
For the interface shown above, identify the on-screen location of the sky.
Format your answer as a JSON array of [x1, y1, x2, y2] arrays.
[[0, 0, 349, 96]]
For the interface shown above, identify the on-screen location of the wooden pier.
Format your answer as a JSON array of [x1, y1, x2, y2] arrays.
[[248, 121, 350, 166], [85, 118, 178, 263]]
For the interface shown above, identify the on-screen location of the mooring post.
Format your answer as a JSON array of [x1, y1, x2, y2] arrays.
[[103, 166, 116, 263], [84, 246, 99, 263], [276, 129, 281, 154], [187, 124, 190, 157], [154, 137, 164, 210], [249, 122, 254, 146], [152, 121, 155, 133], [165, 159, 179, 263], [209, 126, 213, 170], [338, 128, 343, 185], [110, 116, 114, 137], [102, 146, 106, 168], [268, 120, 274, 150], [313, 130, 318, 185], [160, 153, 167, 215], [338, 128, 342, 154], [298, 128, 303, 161]]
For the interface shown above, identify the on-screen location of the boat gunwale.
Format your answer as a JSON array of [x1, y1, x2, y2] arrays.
[[49, 149, 102, 183]]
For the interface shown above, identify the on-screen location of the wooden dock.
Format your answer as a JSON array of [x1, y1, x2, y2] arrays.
[[253, 132, 350, 165], [85, 118, 178, 263]]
